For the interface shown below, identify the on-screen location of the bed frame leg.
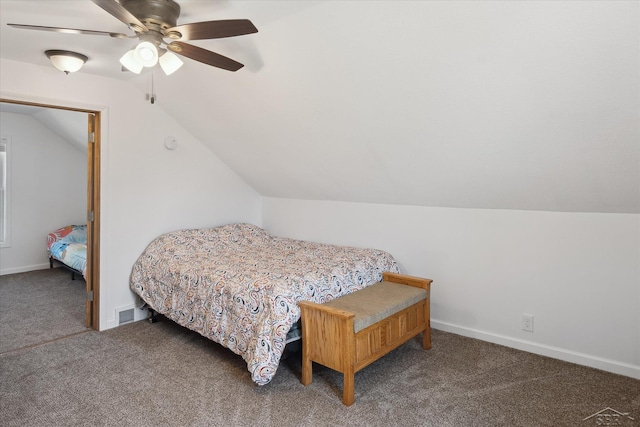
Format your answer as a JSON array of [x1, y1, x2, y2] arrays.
[[148, 308, 160, 323]]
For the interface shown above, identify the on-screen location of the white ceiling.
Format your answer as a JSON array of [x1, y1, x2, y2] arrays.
[[1, 0, 638, 214]]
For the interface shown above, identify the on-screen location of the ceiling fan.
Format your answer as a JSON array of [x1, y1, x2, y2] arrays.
[[8, 0, 258, 75]]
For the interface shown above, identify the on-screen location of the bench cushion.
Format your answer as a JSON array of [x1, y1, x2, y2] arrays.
[[322, 281, 428, 332]]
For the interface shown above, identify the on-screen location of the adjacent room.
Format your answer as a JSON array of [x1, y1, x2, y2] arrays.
[[0, 1, 638, 425]]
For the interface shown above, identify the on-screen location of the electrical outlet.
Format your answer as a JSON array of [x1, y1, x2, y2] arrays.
[[522, 314, 534, 332]]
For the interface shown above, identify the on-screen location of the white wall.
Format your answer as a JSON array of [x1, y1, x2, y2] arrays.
[[263, 198, 640, 379], [0, 58, 262, 330], [0, 111, 86, 274]]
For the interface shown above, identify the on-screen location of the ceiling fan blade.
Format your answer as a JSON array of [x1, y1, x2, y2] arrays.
[[167, 41, 244, 72], [7, 23, 133, 39], [167, 19, 258, 41], [90, 0, 148, 32]]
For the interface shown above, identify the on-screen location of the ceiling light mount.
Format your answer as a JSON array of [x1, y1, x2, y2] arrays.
[[44, 50, 88, 74]]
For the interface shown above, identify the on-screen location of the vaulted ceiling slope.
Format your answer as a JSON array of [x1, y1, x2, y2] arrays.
[[1, 1, 638, 214], [0, 104, 88, 153]]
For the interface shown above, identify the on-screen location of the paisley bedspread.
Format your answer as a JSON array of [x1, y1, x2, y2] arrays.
[[129, 223, 399, 385]]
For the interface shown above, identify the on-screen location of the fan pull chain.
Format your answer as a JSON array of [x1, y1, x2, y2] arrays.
[[147, 70, 156, 104]]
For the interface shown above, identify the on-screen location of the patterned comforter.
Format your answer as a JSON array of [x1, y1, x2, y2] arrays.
[[47, 225, 87, 278], [129, 223, 399, 385]]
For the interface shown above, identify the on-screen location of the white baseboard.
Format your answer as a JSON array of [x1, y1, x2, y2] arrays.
[[0, 263, 50, 276], [431, 319, 640, 380]]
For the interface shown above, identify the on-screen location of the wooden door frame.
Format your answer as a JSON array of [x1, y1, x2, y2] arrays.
[[0, 98, 100, 330], [86, 112, 100, 329]]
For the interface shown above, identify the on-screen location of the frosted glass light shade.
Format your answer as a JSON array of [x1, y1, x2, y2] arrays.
[[120, 42, 183, 75], [159, 51, 183, 75], [45, 50, 88, 74], [120, 50, 143, 74], [134, 41, 158, 67]]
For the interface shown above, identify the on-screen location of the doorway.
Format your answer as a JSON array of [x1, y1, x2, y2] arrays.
[[0, 98, 100, 330]]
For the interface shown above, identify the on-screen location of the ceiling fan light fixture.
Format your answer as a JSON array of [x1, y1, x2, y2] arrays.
[[44, 50, 88, 74], [159, 51, 183, 75], [16, 2, 258, 76], [119, 49, 143, 73], [134, 41, 158, 67]]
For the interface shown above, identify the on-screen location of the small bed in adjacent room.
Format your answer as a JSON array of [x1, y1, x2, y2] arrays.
[[47, 225, 87, 280], [130, 222, 399, 386]]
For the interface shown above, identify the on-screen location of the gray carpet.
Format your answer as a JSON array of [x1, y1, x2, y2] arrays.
[[1, 271, 639, 426], [0, 268, 89, 354]]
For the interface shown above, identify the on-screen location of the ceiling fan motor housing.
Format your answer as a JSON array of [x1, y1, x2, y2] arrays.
[[121, 0, 180, 32]]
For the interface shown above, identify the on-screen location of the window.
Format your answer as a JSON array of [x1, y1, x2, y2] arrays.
[[0, 136, 10, 247]]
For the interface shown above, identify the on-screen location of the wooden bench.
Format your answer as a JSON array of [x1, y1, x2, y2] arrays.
[[298, 272, 432, 406]]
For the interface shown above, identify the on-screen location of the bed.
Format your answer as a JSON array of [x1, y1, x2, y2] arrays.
[[129, 223, 399, 385], [47, 225, 87, 280]]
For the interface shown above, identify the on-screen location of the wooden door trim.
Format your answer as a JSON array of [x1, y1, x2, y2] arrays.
[[86, 113, 100, 329]]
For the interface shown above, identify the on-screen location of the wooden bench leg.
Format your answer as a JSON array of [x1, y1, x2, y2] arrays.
[[423, 300, 431, 350], [343, 367, 355, 406], [423, 324, 432, 350], [301, 353, 312, 386]]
